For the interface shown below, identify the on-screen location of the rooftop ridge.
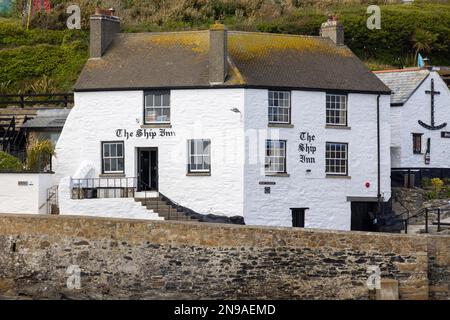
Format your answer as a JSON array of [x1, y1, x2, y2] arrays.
[[115, 29, 327, 40], [374, 67, 425, 74]]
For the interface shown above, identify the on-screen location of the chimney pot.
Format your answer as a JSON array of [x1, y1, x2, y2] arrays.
[[320, 16, 344, 46]]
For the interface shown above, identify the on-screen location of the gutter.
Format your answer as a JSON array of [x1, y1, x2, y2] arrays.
[[376, 94, 382, 220]]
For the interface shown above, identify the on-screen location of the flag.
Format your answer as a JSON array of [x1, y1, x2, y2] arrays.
[[417, 53, 424, 68]]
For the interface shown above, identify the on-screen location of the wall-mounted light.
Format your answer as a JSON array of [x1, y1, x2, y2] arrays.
[[230, 108, 241, 113]]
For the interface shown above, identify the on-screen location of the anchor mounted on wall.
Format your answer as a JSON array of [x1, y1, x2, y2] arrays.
[[418, 79, 447, 130]]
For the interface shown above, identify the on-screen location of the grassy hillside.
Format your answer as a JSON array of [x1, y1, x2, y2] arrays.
[[0, 0, 449, 94]]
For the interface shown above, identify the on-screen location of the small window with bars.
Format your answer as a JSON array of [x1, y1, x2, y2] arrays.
[[265, 140, 287, 174], [188, 139, 211, 173], [144, 91, 170, 124], [102, 141, 124, 174], [325, 142, 348, 175], [326, 94, 347, 126], [412, 133, 422, 154], [268, 90, 291, 124]]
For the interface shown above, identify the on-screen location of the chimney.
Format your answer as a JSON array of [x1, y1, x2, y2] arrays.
[[90, 8, 120, 58], [209, 23, 228, 85], [320, 15, 344, 46]]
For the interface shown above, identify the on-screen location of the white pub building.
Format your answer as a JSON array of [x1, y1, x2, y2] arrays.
[[51, 10, 393, 231]]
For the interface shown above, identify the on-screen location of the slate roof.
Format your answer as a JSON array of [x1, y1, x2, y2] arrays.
[[23, 117, 67, 129], [23, 109, 70, 129], [374, 68, 430, 105], [74, 30, 391, 94]]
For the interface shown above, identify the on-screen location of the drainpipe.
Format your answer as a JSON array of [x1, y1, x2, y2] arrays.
[[377, 94, 382, 221]]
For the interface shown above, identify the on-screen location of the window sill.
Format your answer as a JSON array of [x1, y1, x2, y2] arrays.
[[265, 173, 290, 177], [326, 175, 351, 179], [186, 172, 211, 176], [268, 123, 294, 128], [99, 173, 126, 178], [325, 125, 351, 130], [141, 124, 172, 128]]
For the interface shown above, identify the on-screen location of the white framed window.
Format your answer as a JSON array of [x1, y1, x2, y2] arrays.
[[268, 90, 291, 124], [325, 142, 348, 175], [326, 94, 347, 126], [188, 139, 211, 173], [265, 140, 287, 174], [144, 91, 170, 124], [102, 141, 124, 174]]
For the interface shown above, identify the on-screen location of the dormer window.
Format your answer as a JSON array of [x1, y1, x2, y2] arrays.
[[144, 91, 170, 124]]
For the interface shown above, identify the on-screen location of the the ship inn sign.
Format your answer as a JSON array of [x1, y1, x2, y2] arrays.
[[298, 131, 317, 164], [115, 128, 176, 140]]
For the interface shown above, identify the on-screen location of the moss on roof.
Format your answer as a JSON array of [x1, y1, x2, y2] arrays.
[[228, 32, 353, 61]]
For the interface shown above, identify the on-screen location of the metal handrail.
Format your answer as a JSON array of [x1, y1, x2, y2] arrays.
[[70, 177, 137, 199], [401, 206, 450, 234]]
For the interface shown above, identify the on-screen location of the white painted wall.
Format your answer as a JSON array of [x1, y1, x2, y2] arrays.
[[57, 177, 162, 220], [54, 87, 391, 230], [54, 89, 245, 218], [243, 90, 391, 230], [393, 71, 450, 168], [0, 173, 54, 214]]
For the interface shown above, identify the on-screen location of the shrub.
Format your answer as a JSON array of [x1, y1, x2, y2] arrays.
[[443, 178, 450, 186], [431, 177, 444, 192], [426, 191, 438, 200], [0, 151, 23, 171], [421, 177, 431, 187], [26, 139, 55, 172]]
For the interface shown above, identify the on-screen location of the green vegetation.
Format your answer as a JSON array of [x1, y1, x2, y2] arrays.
[[424, 177, 450, 200], [26, 139, 55, 172], [0, 0, 449, 93], [0, 151, 23, 171], [0, 17, 88, 94]]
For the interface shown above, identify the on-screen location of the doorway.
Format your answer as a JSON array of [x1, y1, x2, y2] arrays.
[[291, 208, 308, 228], [137, 148, 158, 191], [351, 202, 377, 231]]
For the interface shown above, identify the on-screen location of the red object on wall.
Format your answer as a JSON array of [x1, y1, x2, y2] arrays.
[[33, 0, 51, 13], [365, 182, 370, 188]]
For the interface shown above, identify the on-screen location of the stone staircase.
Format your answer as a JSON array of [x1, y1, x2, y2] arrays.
[[135, 195, 201, 222]]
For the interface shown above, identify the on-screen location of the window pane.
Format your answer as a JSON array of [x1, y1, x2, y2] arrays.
[[117, 158, 124, 171], [117, 143, 123, 157], [154, 94, 162, 106], [104, 159, 110, 172], [163, 94, 170, 106], [145, 94, 153, 107], [103, 144, 109, 157], [110, 144, 117, 157]]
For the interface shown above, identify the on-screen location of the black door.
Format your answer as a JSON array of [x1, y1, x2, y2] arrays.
[[351, 202, 377, 231], [291, 208, 307, 228], [138, 148, 158, 191]]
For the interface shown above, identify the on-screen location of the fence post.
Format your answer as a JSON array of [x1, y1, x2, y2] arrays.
[[404, 219, 408, 234], [437, 208, 441, 232], [20, 95, 24, 108], [425, 208, 429, 233]]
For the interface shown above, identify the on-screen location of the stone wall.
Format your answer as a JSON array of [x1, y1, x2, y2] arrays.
[[0, 214, 447, 300], [427, 236, 450, 300]]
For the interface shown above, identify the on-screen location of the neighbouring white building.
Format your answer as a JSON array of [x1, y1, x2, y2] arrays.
[[49, 11, 393, 231], [375, 67, 450, 187]]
